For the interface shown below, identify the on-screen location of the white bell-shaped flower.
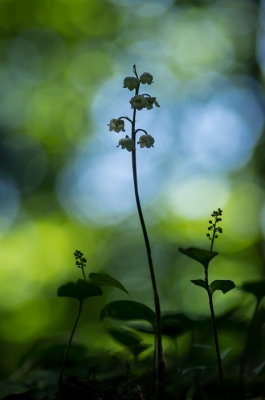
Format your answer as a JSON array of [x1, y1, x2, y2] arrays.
[[139, 72, 153, 85], [145, 97, 160, 110], [123, 77, 140, 91], [117, 136, 135, 152], [130, 95, 147, 110], [107, 119, 125, 133], [138, 133, 155, 148]]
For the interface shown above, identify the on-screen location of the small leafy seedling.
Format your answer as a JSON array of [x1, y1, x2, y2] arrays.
[[179, 209, 235, 400], [57, 250, 128, 399]]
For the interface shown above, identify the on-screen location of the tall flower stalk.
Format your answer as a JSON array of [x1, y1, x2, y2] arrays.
[[108, 65, 165, 400]]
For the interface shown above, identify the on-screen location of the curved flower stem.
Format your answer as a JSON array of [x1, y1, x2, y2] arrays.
[[58, 301, 83, 399], [118, 116, 133, 124], [204, 268, 227, 400], [134, 128, 148, 135], [131, 65, 165, 400]]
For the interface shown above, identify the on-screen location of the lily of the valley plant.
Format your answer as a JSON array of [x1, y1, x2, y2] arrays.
[[107, 65, 165, 400]]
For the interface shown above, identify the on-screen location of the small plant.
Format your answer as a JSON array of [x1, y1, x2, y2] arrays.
[[57, 250, 128, 399], [239, 279, 265, 394], [107, 65, 164, 400], [179, 209, 235, 400]]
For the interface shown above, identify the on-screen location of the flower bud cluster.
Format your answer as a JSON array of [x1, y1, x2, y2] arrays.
[[206, 208, 223, 240], [74, 250, 87, 269]]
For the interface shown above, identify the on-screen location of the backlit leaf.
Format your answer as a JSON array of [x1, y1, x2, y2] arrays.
[[89, 272, 128, 294], [161, 312, 193, 338], [100, 300, 155, 325], [191, 279, 207, 291], [241, 280, 265, 302], [210, 280, 235, 294], [126, 322, 154, 335], [106, 328, 151, 358], [179, 247, 218, 269], [57, 280, 103, 302]]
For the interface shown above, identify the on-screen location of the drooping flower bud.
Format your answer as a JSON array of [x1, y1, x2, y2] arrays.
[[138, 133, 155, 148], [123, 77, 140, 91], [107, 118, 125, 133], [130, 95, 147, 110], [139, 72, 153, 85], [145, 97, 160, 110], [117, 136, 135, 152]]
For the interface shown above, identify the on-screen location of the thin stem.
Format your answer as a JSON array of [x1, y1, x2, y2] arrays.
[[210, 218, 218, 251], [58, 301, 83, 398], [81, 267, 86, 281], [210, 230, 215, 251], [239, 298, 261, 387], [204, 267, 227, 400], [206, 210, 226, 398], [131, 65, 165, 400]]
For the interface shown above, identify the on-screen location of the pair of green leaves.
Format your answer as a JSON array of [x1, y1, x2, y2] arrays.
[[106, 327, 151, 358], [100, 301, 156, 358], [179, 247, 235, 295], [101, 301, 193, 337], [190, 279, 235, 294], [57, 273, 128, 303], [100, 300, 194, 345]]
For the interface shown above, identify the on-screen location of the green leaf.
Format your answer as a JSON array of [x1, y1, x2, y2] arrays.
[[89, 272, 129, 294], [179, 247, 218, 269], [161, 312, 193, 338], [240, 280, 265, 302], [107, 327, 141, 347], [210, 280, 235, 294], [106, 328, 151, 358], [191, 279, 207, 291], [126, 322, 154, 335], [57, 279, 103, 302], [0, 380, 29, 398], [100, 300, 156, 325]]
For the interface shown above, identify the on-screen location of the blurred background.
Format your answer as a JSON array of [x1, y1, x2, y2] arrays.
[[0, 0, 265, 382]]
